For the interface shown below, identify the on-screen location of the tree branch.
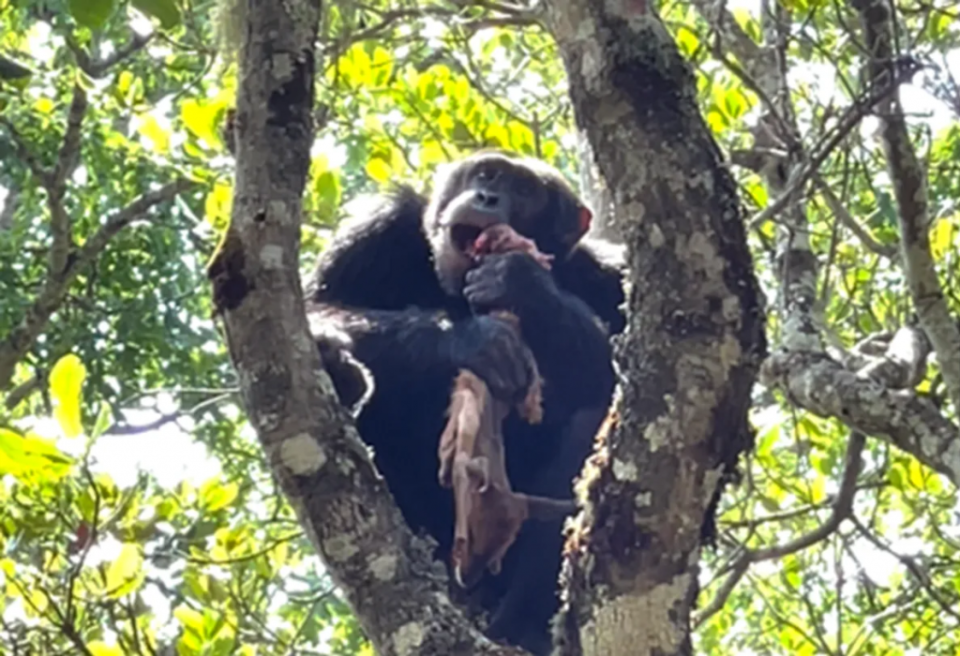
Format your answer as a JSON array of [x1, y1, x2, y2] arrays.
[[851, 516, 960, 623], [695, 432, 865, 628], [0, 179, 194, 390], [67, 32, 154, 78], [48, 86, 89, 277], [851, 0, 960, 414], [853, 324, 931, 389], [814, 174, 897, 259], [761, 350, 960, 483], [747, 66, 916, 230]]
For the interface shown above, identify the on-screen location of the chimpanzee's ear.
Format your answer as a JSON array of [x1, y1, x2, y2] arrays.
[[578, 206, 593, 238]]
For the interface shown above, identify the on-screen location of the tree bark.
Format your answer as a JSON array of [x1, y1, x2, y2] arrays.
[[851, 0, 960, 414], [207, 2, 517, 654], [541, 3, 766, 655]]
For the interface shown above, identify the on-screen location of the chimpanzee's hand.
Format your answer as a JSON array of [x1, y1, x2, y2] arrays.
[[450, 315, 535, 403], [463, 252, 559, 317]]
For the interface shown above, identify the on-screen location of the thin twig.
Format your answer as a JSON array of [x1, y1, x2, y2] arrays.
[[67, 32, 153, 78], [748, 68, 915, 229], [814, 174, 897, 258], [0, 179, 196, 389], [48, 86, 89, 277], [695, 432, 865, 627]]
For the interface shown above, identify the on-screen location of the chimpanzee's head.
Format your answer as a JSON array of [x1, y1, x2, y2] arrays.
[[424, 151, 593, 295]]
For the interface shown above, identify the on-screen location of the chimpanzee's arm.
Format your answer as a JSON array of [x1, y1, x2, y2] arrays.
[[463, 252, 617, 413], [308, 304, 534, 404]]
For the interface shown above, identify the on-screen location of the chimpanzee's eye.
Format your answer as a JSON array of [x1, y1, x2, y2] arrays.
[[513, 176, 538, 196], [476, 165, 499, 182]]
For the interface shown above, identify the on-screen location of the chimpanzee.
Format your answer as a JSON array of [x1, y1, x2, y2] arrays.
[[305, 151, 625, 655]]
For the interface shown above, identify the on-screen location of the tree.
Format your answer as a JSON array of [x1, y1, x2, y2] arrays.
[[0, 0, 958, 655]]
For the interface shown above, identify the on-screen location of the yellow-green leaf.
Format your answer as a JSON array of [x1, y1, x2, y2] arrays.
[[365, 157, 392, 184], [135, 113, 170, 153], [200, 479, 239, 512], [809, 473, 826, 503], [0, 429, 73, 479], [181, 98, 226, 149], [174, 605, 205, 631], [49, 355, 86, 438], [88, 641, 124, 656], [370, 46, 394, 87], [204, 181, 233, 230], [34, 97, 55, 115], [907, 457, 926, 490], [105, 544, 144, 598], [929, 215, 954, 261], [91, 402, 113, 438]]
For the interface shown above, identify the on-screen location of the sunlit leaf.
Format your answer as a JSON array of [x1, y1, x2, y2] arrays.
[[731, 8, 762, 42], [200, 479, 239, 512], [33, 97, 54, 115], [365, 156, 392, 183], [929, 215, 954, 261], [88, 641, 124, 656], [204, 181, 233, 229], [706, 109, 726, 134], [105, 544, 144, 598], [135, 113, 170, 153], [370, 46, 394, 87], [676, 26, 701, 58], [809, 473, 826, 503], [907, 457, 926, 489], [181, 98, 227, 149], [175, 606, 205, 649], [49, 354, 86, 438], [0, 429, 73, 480]]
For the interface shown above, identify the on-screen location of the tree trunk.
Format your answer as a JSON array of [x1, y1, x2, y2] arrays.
[[206, 1, 518, 654], [541, 4, 766, 655]]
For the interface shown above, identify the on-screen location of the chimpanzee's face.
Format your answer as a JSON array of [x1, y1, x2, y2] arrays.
[[424, 152, 591, 295]]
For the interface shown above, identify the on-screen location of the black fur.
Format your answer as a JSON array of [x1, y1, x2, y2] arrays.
[[306, 154, 625, 655]]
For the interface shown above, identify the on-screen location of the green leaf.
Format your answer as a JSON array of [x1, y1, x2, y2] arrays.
[[49, 354, 86, 438], [104, 544, 144, 598], [314, 170, 342, 222], [68, 0, 117, 28], [132, 0, 182, 29]]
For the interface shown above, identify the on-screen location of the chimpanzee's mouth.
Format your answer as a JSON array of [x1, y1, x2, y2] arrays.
[[451, 224, 484, 254]]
